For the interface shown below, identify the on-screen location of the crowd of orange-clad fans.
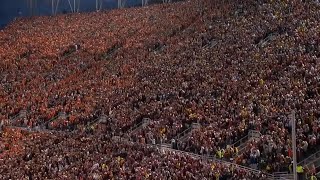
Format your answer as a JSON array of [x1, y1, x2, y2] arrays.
[[0, 0, 320, 179]]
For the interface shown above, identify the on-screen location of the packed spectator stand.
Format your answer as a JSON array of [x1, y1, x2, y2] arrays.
[[0, 0, 320, 179]]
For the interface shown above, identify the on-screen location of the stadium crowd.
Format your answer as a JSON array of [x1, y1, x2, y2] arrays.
[[0, 0, 320, 179], [0, 127, 270, 179]]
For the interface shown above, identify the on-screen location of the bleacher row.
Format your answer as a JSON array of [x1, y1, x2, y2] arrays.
[[1, 0, 320, 179], [1, 116, 318, 179]]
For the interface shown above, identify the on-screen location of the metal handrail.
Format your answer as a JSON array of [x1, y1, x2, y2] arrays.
[[273, 172, 294, 180], [231, 130, 262, 148], [10, 110, 27, 121], [191, 122, 201, 129], [142, 118, 150, 124], [298, 149, 320, 166], [86, 116, 100, 128], [160, 145, 274, 179], [128, 118, 150, 134], [176, 127, 192, 140], [10, 113, 20, 120], [4, 125, 76, 135], [131, 121, 144, 130], [48, 114, 59, 123], [159, 142, 277, 179], [112, 136, 278, 179], [249, 130, 262, 138], [231, 134, 249, 147], [302, 155, 320, 168]]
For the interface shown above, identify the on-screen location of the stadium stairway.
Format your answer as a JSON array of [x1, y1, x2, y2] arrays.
[[2, 125, 76, 135], [112, 136, 276, 180], [298, 149, 320, 177], [9, 110, 27, 127], [159, 144, 275, 180], [45, 112, 69, 130], [172, 122, 201, 143], [111, 135, 288, 180], [84, 114, 109, 132], [127, 118, 150, 135], [231, 130, 262, 155]]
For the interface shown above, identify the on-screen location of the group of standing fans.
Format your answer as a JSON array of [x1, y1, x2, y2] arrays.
[[0, 0, 320, 179]]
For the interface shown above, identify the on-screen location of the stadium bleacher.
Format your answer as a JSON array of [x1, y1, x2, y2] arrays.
[[0, 0, 320, 179]]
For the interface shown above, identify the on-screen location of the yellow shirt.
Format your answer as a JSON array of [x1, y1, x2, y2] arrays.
[[297, 165, 304, 173]]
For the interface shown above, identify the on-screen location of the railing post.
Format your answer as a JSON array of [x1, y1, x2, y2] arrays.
[[20, 110, 27, 119], [0, 120, 3, 132], [142, 118, 150, 128], [191, 123, 201, 129], [248, 130, 261, 140], [290, 111, 297, 180], [99, 114, 107, 123], [58, 112, 67, 119]]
